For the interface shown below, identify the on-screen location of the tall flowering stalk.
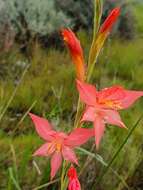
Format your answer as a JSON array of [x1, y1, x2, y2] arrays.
[[28, 0, 143, 189], [61, 1, 120, 186]]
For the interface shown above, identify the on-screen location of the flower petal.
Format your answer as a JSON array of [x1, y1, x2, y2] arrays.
[[81, 106, 96, 122], [76, 80, 97, 106], [33, 143, 54, 157], [62, 146, 78, 165], [101, 109, 126, 128], [98, 86, 125, 102], [98, 86, 143, 110], [65, 128, 94, 147], [29, 113, 55, 141], [68, 179, 81, 190], [120, 90, 143, 109], [51, 152, 62, 179], [94, 116, 105, 149]]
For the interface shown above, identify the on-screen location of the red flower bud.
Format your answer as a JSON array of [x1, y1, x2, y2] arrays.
[[100, 7, 120, 33]]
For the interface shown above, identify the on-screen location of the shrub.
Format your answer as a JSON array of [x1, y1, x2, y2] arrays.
[[3, 0, 71, 45]]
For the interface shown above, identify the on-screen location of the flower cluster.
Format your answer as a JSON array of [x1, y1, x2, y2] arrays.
[[29, 6, 143, 190]]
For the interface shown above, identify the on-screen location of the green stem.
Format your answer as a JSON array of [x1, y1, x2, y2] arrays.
[[86, 60, 97, 82], [78, 144, 95, 176], [73, 97, 81, 128], [93, 114, 143, 188], [87, 0, 103, 70], [60, 161, 65, 190], [60, 161, 68, 190]]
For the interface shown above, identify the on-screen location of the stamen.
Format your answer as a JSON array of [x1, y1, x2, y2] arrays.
[[56, 143, 62, 152], [98, 99, 122, 109]]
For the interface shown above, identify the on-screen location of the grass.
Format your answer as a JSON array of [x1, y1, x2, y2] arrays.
[[133, 3, 143, 35], [0, 32, 143, 189]]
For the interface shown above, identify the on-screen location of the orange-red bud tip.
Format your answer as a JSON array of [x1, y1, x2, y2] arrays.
[[61, 29, 85, 81], [61, 29, 83, 56], [100, 7, 120, 33]]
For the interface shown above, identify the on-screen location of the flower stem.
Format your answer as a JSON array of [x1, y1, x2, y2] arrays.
[[74, 97, 84, 128], [73, 97, 81, 127], [60, 161, 66, 190], [60, 161, 68, 190]]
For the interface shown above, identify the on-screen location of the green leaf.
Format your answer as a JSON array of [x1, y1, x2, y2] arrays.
[[76, 147, 107, 166], [33, 178, 59, 190]]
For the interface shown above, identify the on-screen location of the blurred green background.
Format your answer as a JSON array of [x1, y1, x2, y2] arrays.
[[0, 0, 143, 189]]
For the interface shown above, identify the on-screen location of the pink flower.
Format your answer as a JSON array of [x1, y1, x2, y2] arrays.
[[68, 166, 81, 190], [76, 80, 143, 149], [29, 113, 94, 179], [61, 29, 85, 81]]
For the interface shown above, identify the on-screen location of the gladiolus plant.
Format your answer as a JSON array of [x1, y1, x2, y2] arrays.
[[28, 0, 143, 189]]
